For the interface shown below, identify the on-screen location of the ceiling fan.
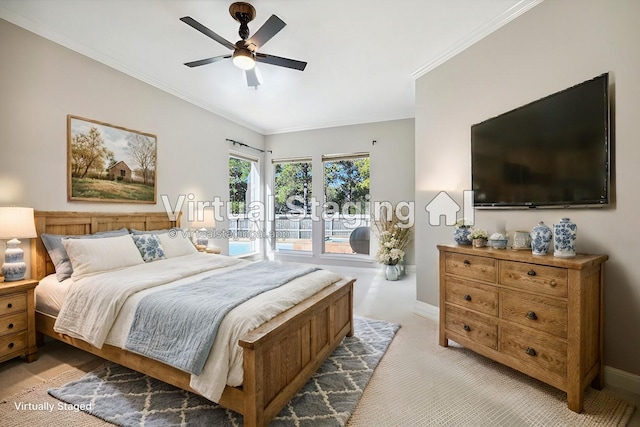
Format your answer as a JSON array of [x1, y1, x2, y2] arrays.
[[180, 2, 307, 88]]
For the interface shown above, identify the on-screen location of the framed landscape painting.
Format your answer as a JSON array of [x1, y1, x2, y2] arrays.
[[67, 115, 157, 203]]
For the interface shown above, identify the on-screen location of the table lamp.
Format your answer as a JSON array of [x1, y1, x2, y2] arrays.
[[0, 207, 37, 282], [189, 208, 216, 251]]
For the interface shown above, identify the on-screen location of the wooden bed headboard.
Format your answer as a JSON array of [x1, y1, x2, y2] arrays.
[[31, 211, 180, 280]]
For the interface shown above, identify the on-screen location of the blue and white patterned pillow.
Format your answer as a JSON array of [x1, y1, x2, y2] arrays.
[[132, 234, 166, 262]]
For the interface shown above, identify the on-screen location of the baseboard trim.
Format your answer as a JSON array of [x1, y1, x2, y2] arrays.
[[604, 365, 640, 395], [413, 300, 439, 321], [412, 300, 640, 397]]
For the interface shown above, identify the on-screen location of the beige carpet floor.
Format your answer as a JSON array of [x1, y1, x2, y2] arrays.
[[1, 268, 638, 426], [347, 313, 635, 426]]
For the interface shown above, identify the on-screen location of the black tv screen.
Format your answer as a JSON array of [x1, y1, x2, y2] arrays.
[[471, 73, 611, 208]]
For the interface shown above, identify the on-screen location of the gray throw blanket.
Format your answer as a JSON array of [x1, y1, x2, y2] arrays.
[[124, 261, 318, 375]]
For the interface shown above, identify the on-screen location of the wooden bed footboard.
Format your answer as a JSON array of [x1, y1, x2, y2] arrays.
[[36, 278, 354, 427], [238, 277, 354, 425]]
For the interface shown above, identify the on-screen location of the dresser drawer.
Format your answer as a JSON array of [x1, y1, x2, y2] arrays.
[[0, 331, 27, 358], [0, 312, 27, 336], [502, 291, 567, 338], [445, 277, 498, 316], [501, 326, 567, 379], [0, 293, 27, 316], [499, 261, 568, 297], [445, 304, 498, 350], [445, 252, 497, 283]]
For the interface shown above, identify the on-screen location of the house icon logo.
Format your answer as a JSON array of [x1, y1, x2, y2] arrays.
[[425, 190, 475, 226]]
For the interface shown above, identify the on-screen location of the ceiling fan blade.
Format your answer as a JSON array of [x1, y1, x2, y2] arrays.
[[247, 14, 286, 48], [184, 54, 232, 68], [256, 53, 307, 71], [245, 67, 263, 88], [180, 16, 235, 51]]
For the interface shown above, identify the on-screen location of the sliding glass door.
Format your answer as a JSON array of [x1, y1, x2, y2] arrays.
[[229, 154, 260, 256]]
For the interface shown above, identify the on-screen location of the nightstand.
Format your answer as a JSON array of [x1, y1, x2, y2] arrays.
[[0, 279, 38, 364]]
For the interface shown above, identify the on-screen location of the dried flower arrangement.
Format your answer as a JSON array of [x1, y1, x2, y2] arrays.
[[373, 205, 412, 265]]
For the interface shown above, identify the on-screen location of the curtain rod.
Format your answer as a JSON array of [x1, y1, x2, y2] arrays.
[[226, 138, 272, 154]]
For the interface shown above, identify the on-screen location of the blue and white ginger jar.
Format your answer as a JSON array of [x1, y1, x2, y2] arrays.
[[453, 227, 472, 245], [553, 218, 577, 258], [530, 221, 552, 255]]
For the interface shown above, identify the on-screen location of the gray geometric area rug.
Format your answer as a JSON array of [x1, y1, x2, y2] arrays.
[[48, 316, 400, 426]]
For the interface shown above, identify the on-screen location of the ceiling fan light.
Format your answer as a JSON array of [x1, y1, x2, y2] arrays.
[[232, 49, 255, 70]]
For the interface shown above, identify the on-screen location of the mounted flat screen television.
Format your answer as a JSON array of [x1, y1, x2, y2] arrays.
[[471, 73, 611, 208]]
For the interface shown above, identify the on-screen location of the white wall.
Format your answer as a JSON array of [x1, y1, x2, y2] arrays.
[[0, 18, 264, 258], [265, 119, 415, 266], [415, 0, 640, 375]]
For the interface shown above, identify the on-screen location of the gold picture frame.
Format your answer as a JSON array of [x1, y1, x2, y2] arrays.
[[67, 115, 157, 203]]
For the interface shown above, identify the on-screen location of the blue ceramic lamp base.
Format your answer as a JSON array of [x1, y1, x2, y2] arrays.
[[2, 238, 27, 282]]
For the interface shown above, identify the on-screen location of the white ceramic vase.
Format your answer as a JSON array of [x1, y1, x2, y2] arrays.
[[385, 264, 399, 281]]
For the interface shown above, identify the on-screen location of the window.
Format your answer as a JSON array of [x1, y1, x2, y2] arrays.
[[273, 159, 312, 252], [229, 155, 260, 256], [323, 153, 370, 255]]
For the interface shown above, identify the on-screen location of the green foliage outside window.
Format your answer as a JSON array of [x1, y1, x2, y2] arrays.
[[274, 162, 313, 214], [324, 158, 369, 214], [229, 157, 251, 214]]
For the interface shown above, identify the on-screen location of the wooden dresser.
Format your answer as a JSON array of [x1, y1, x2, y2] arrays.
[[438, 244, 607, 413], [0, 279, 38, 364]]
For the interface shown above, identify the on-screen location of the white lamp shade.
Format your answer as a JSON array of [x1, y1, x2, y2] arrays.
[[0, 207, 37, 239], [188, 208, 217, 229]]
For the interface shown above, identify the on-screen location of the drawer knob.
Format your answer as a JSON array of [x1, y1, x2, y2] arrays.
[[8, 342, 14, 349], [527, 270, 537, 276], [549, 280, 557, 287], [7, 303, 12, 309], [463, 294, 472, 301], [526, 311, 538, 320], [463, 324, 471, 332], [7, 323, 14, 329], [463, 259, 471, 265], [525, 347, 537, 357]]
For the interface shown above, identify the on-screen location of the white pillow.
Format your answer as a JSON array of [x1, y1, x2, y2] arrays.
[[157, 229, 198, 258], [63, 234, 145, 279]]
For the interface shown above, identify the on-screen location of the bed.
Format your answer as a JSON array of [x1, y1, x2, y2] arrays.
[[31, 211, 355, 427]]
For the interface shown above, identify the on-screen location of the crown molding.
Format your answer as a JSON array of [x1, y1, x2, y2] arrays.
[[263, 110, 415, 135], [411, 0, 543, 80]]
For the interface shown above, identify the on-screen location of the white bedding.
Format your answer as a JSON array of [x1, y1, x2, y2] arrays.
[[35, 274, 71, 316], [42, 253, 342, 402]]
